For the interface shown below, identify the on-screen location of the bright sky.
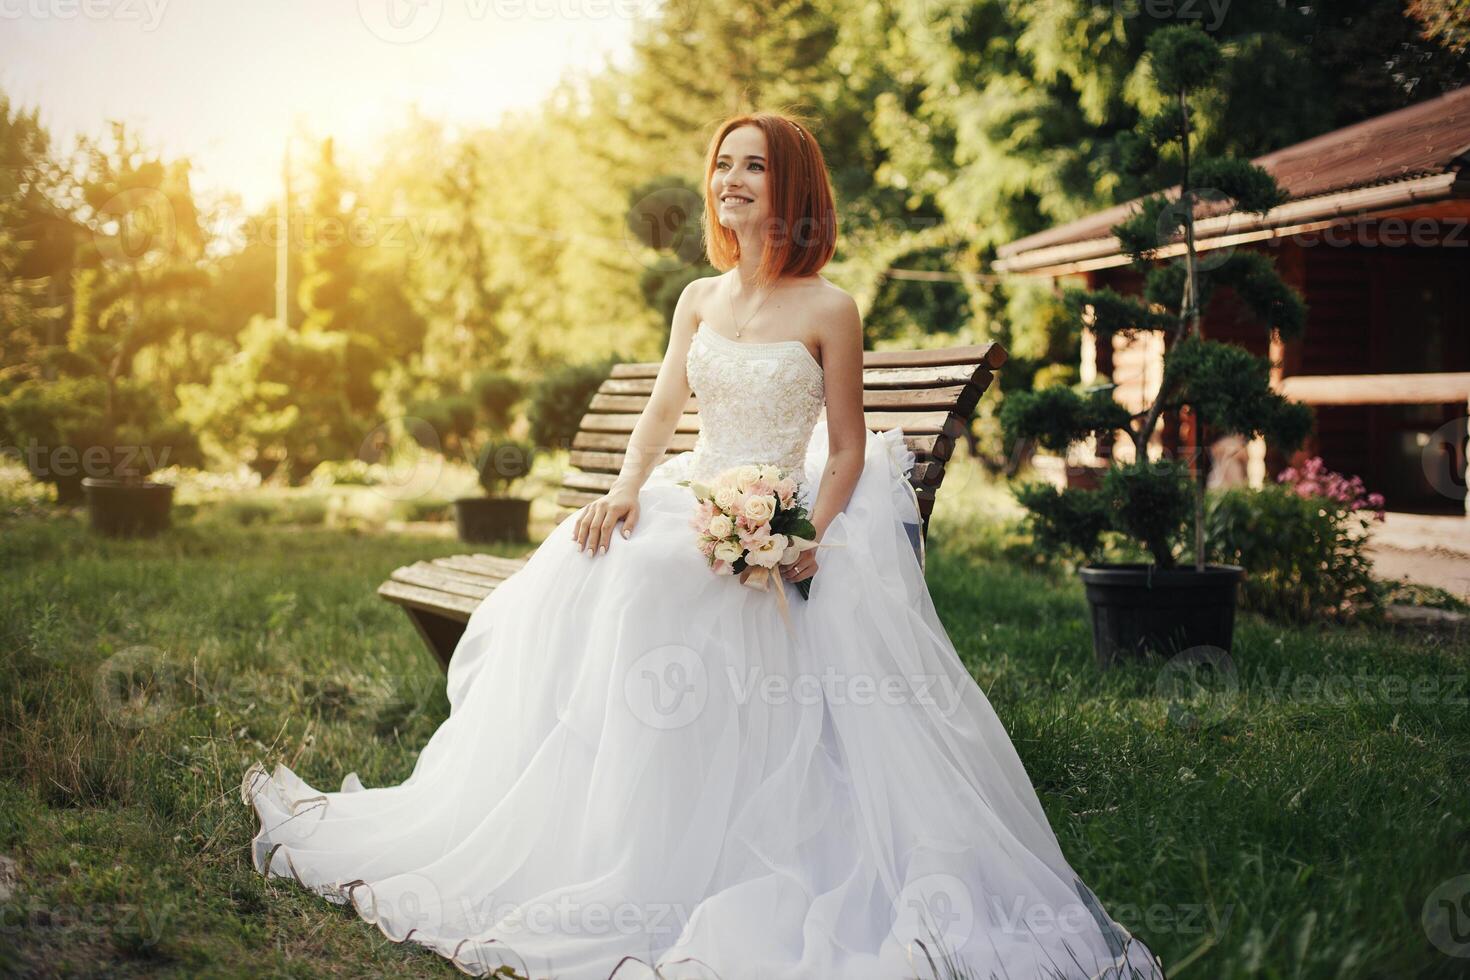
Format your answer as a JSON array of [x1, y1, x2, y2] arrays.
[[0, 0, 643, 210]]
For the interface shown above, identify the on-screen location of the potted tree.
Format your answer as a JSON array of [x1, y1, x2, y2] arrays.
[[999, 26, 1314, 666], [456, 435, 537, 543], [1, 124, 207, 535], [420, 371, 537, 544], [1, 373, 199, 535]]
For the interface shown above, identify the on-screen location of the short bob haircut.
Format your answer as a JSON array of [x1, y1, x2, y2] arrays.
[[701, 111, 837, 292]]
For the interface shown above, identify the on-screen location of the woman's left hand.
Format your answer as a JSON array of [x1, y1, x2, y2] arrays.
[[782, 550, 819, 584]]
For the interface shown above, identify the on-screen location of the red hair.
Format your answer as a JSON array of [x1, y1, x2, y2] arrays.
[[701, 111, 837, 291]]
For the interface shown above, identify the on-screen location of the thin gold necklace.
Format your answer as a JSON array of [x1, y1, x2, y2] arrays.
[[728, 276, 779, 339]]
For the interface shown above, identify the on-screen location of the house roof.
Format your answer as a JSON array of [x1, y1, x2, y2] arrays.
[[995, 84, 1470, 275]]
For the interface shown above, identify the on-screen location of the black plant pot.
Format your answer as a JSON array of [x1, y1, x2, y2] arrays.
[[454, 496, 531, 544], [81, 478, 174, 538], [1078, 563, 1245, 667]]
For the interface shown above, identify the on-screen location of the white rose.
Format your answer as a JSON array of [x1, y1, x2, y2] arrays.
[[747, 533, 787, 568], [713, 540, 743, 563], [742, 493, 776, 524], [734, 464, 761, 486], [707, 514, 733, 538], [714, 486, 741, 510], [758, 464, 782, 484]]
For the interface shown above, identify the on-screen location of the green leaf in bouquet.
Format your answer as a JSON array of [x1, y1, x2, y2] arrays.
[[786, 518, 816, 541]]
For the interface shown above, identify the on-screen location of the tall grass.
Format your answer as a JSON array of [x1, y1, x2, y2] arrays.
[[1, 464, 1466, 977]]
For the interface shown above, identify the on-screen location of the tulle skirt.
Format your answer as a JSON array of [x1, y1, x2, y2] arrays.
[[242, 422, 1166, 980]]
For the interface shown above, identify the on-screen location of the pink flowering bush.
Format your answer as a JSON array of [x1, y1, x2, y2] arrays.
[[1276, 457, 1386, 521], [1206, 459, 1388, 623]]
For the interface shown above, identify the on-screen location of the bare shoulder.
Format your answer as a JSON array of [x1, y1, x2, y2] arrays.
[[807, 278, 861, 350], [688, 271, 732, 322]]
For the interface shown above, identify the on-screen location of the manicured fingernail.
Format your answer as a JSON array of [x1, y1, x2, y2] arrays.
[[599, 545, 606, 555]]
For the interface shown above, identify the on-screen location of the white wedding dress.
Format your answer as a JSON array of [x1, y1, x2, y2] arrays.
[[243, 324, 1166, 980]]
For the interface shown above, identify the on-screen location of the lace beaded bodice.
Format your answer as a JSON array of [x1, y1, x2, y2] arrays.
[[665, 322, 826, 485]]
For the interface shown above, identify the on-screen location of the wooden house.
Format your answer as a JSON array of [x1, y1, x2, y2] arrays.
[[995, 86, 1470, 516]]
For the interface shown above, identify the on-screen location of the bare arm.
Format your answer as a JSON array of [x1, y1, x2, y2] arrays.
[[610, 288, 698, 495], [572, 282, 699, 554], [807, 295, 867, 542]]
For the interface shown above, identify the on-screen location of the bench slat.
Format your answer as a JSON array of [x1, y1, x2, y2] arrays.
[[577, 409, 953, 438], [589, 382, 987, 415], [599, 365, 984, 395], [573, 431, 700, 452], [561, 459, 946, 496], [392, 563, 497, 601], [607, 341, 1006, 379], [377, 580, 483, 619], [442, 553, 531, 578], [568, 433, 951, 475]]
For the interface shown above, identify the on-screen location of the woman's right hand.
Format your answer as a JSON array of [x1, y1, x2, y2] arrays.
[[572, 487, 640, 555]]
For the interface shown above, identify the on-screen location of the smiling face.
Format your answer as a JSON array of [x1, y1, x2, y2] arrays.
[[712, 124, 771, 232]]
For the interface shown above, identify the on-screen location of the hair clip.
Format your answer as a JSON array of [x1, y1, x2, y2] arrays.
[[792, 121, 806, 142]]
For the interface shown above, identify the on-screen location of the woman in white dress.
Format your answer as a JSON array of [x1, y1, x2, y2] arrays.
[[243, 111, 1167, 980]]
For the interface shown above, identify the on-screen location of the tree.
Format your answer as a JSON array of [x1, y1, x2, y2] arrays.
[[1, 122, 206, 500], [0, 92, 65, 396], [1000, 26, 1313, 572]]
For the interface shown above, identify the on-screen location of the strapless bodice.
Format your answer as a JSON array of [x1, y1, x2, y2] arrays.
[[677, 322, 826, 484]]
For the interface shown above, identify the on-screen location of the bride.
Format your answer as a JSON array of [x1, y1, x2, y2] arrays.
[[243, 112, 1166, 980]]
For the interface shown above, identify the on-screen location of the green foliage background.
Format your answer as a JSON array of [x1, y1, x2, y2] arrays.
[[1, 1, 1465, 485]]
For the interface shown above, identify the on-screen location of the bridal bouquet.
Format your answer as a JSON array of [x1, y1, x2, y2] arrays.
[[678, 464, 823, 624]]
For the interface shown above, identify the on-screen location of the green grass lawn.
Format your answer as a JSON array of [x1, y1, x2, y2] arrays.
[[1, 471, 1467, 978]]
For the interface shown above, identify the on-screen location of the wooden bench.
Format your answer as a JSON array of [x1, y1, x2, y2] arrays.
[[379, 342, 1008, 669]]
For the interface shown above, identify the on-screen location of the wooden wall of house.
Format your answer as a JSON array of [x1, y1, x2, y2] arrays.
[[1286, 240, 1469, 512], [1079, 235, 1467, 511]]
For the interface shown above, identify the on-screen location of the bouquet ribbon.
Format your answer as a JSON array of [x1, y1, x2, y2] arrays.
[[741, 537, 845, 635]]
